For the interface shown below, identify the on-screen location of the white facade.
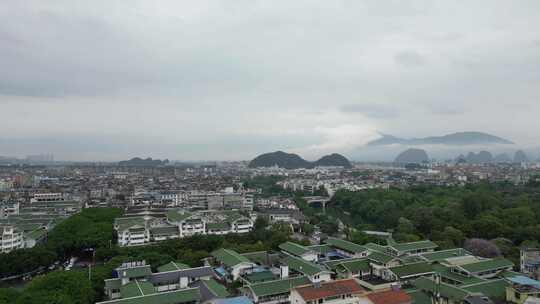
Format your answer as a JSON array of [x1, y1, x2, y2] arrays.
[[1, 226, 24, 253], [0, 202, 19, 218]]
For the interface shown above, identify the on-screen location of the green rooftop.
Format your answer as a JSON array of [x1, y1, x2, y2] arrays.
[[336, 259, 370, 274], [324, 238, 368, 254], [390, 240, 438, 253], [431, 264, 485, 286], [414, 277, 470, 301], [120, 280, 155, 298], [461, 279, 509, 301], [118, 265, 152, 279], [247, 276, 311, 297], [98, 287, 200, 304], [202, 278, 230, 298], [279, 242, 312, 257], [458, 258, 514, 274], [282, 255, 326, 276], [388, 262, 433, 279], [308, 245, 334, 255], [212, 248, 252, 267], [157, 261, 190, 273], [367, 251, 395, 265], [244, 270, 276, 283], [364, 243, 387, 252], [420, 248, 471, 262]]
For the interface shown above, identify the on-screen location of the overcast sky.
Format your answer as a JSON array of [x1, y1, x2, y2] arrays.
[[2, 1, 540, 161]]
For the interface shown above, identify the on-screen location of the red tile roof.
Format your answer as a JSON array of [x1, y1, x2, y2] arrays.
[[294, 279, 365, 301], [366, 290, 411, 304]]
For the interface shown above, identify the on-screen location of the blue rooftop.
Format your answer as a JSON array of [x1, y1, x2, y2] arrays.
[[509, 276, 540, 289], [214, 296, 253, 304]]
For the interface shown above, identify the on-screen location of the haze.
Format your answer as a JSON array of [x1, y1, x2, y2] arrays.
[[2, 1, 540, 161]]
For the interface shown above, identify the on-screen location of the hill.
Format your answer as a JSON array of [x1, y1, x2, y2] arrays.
[[466, 151, 493, 163], [313, 153, 352, 168], [394, 148, 429, 163], [368, 131, 513, 146], [493, 153, 512, 162], [118, 157, 169, 166], [248, 151, 352, 169], [514, 150, 529, 163]]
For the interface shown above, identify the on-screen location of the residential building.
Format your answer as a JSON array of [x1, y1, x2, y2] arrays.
[[211, 248, 257, 280], [521, 248, 540, 280], [290, 279, 366, 304], [0, 226, 23, 253]]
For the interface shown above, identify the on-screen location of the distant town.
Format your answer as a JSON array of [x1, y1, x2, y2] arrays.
[[1, 151, 540, 304]]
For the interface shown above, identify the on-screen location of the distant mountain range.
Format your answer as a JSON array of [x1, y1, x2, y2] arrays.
[[368, 132, 514, 146], [248, 151, 352, 169], [456, 150, 529, 163]]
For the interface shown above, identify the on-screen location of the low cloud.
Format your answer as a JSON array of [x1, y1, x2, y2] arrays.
[[394, 50, 426, 67], [340, 104, 399, 119]]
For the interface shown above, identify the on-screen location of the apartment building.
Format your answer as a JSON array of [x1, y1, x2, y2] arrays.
[[1, 225, 23, 253]]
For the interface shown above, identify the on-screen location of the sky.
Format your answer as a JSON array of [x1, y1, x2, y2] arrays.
[[1, 1, 540, 161]]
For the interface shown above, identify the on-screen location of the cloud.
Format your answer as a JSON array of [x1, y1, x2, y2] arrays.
[[340, 104, 399, 119], [394, 50, 426, 67], [291, 124, 379, 159], [1, 1, 540, 160]]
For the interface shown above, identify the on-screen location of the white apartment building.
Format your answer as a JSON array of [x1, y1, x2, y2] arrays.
[[0, 202, 19, 219], [30, 193, 65, 203], [1, 226, 24, 253]]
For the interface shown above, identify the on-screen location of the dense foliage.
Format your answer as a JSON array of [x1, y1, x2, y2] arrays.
[[0, 208, 122, 279], [330, 182, 540, 262]]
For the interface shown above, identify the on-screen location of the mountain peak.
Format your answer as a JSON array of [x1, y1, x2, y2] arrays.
[[248, 151, 352, 169], [368, 131, 513, 146]]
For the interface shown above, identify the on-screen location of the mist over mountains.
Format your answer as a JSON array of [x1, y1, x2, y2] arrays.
[[367, 132, 514, 146], [348, 131, 537, 162]]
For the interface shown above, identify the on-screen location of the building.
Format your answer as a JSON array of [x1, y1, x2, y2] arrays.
[[505, 276, 540, 304], [279, 242, 318, 262], [0, 226, 23, 253], [211, 248, 258, 280], [98, 260, 216, 304], [521, 248, 540, 280], [290, 279, 366, 304], [324, 238, 369, 259], [0, 201, 19, 218], [243, 276, 311, 304], [115, 210, 254, 247]]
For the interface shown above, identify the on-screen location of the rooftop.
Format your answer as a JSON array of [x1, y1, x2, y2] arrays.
[[366, 289, 412, 304], [324, 237, 368, 254], [212, 248, 253, 268], [279, 242, 313, 257], [458, 258, 514, 274], [247, 276, 311, 297], [294, 279, 365, 301], [390, 240, 438, 253]]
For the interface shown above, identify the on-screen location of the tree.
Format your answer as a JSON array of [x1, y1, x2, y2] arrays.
[[300, 223, 314, 235], [16, 271, 94, 304], [464, 238, 501, 258], [439, 226, 465, 248], [0, 288, 20, 304]]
